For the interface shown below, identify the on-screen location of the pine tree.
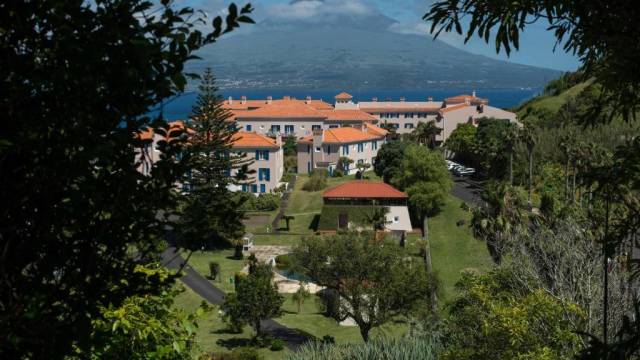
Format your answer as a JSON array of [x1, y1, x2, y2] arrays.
[[177, 68, 254, 250]]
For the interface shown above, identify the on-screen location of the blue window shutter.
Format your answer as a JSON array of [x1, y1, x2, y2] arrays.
[[265, 169, 270, 181], [258, 169, 263, 181], [260, 184, 266, 193], [252, 184, 257, 193], [255, 150, 259, 160], [265, 151, 269, 161]]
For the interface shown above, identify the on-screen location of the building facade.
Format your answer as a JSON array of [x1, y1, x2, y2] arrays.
[[296, 124, 387, 175], [230, 132, 285, 194]]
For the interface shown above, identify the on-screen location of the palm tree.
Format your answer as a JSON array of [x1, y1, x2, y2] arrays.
[[412, 121, 442, 149], [470, 182, 522, 264], [520, 124, 537, 206]]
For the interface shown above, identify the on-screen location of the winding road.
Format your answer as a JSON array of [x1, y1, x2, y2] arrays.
[[161, 247, 311, 350]]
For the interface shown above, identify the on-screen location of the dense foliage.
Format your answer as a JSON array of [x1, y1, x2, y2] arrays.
[[444, 269, 583, 360], [302, 169, 328, 191], [286, 337, 440, 360], [237, 193, 280, 212], [0, 1, 252, 357], [373, 141, 409, 183]]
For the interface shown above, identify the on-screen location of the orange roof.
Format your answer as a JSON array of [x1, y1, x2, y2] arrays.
[[322, 110, 377, 122], [323, 181, 407, 199], [335, 92, 353, 100], [439, 103, 469, 114], [137, 120, 191, 141], [364, 123, 388, 136], [233, 100, 326, 119], [223, 98, 334, 111], [299, 127, 382, 144], [444, 94, 488, 105], [231, 132, 279, 149]]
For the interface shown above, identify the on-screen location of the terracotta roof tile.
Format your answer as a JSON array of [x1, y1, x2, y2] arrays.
[[364, 123, 388, 136], [231, 132, 279, 149], [322, 110, 377, 122], [335, 92, 353, 100], [323, 181, 407, 199], [299, 127, 382, 144], [234, 100, 326, 119], [444, 94, 488, 104], [439, 103, 469, 114]]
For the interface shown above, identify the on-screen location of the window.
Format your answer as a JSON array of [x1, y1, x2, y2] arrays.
[[255, 150, 269, 161], [307, 145, 311, 154], [405, 113, 414, 118], [245, 124, 252, 131], [258, 168, 271, 181], [357, 159, 364, 164], [315, 147, 321, 152], [242, 184, 248, 192], [372, 141, 378, 150], [326, 146, 331, 154], [357, 143, 364, 153], [329, 125, 339, 129], [393, 216, 399, 224], [404, 123, 414, 129], [271, 125, 281, 133], [251, 184, 258, 193], [312, 124, 322, 130], [418, 113, 427, 118], [284, 125, 294, 134], [260, 184, 266, 193], [342, 145, 349, 155]]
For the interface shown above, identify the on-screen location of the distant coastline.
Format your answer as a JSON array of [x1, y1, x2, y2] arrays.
[[155, 88, 539, 120]]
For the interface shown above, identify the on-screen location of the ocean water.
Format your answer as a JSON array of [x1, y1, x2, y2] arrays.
[[154, 88, 540, 120]]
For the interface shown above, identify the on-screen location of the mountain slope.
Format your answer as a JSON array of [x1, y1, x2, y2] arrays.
[[190, 24, 561, 90]]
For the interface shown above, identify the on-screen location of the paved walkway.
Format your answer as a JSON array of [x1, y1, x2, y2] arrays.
[[161, 247, 311, 350], [451, 175, 484, 206], [271, 176, 297, 232]]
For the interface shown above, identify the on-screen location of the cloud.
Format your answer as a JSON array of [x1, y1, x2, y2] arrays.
[[265, 0, 377, 23]]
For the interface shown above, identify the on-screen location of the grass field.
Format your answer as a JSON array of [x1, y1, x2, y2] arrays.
[[426, 194, 494, 300], [173, 286, 288, 360], [187, 249, 247, 294]]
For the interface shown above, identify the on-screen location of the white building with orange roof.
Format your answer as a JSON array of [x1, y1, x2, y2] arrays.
[[136, 120, 190, 176], [296, 124, 387, 175], [338, 90, 517, 142], [230, 132, 284, 194], [224, 95, 377, 138]]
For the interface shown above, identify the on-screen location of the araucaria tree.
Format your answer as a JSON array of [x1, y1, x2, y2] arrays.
[[177, 69, 253, 250], [0, 1, 252, 357], [292, 232, 438, 342], [221, 263, 284, 337]]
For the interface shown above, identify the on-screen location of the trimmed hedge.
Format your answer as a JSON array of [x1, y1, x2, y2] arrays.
[[317, 205, 383, 231]]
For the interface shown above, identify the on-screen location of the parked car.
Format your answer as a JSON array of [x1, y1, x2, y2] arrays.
[[456, 167, 476, 176]]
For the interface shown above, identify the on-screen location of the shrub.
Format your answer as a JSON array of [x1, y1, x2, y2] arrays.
[[302, 170, 328, 191], [229, 347, 262, 360], [238, 193, 280, 212], [208, 262, 220, 280], [332, 169, 344, 177], [322, 335, 335, 344], [275, 254, 291, 270], [270, 339, 285, 351]]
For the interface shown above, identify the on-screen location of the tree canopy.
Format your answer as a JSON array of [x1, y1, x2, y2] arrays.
[[373, 141, 409, 184], [0, 1, 252, 357]]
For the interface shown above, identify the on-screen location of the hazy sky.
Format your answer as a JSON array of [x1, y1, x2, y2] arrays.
[[182, 0, 581, 71]]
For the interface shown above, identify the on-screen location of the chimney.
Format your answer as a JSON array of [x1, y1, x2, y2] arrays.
[[428, 96, 433, 102], [472, 90, 476, 98], [228, 96, 233, 104], [267, 96, 272, 104], [275, 133, 282, 147], [372, 97, 378, 102], [400, 96, 406, 102], [241, 95, 247, 104], [306, 95, 312, 104], [312, 128, 323, 149]]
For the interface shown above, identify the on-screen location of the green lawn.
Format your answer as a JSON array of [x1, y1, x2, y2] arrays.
[[187, 249, 247, 294], [425, 194, 494, 300], [278, 293, 408, 344], [173, 286, 288, 360]]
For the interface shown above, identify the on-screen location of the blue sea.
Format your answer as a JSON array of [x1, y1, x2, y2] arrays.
[[154, 88, 540, 120]]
